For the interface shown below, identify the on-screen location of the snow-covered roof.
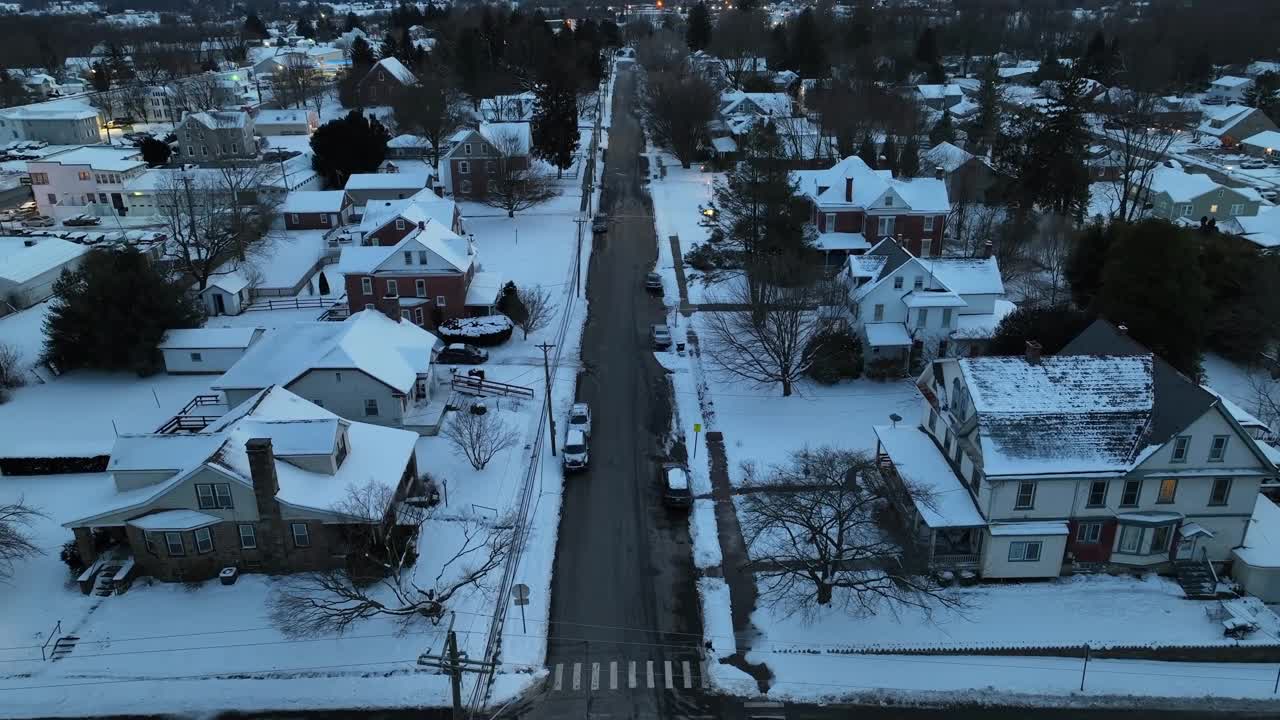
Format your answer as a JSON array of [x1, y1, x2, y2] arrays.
[[339, 224, 472, 275], [997, 66, 1036, 79], [388, 133, 434, 149], [1212, 75, 1252, 89], [794, 155, 949, 213], [924, 256, 1005, 295], [0, 104, 98, 121], [711, 136, 738, 153], [213, 311, 439, 395], [282, 190, 349, 214], [864, 322, 913, 347], [370, 56, 417, 85], [903, 290, 967, 308], [0, 237, 89, 283], [814, 232, 869, 252], [127, 509, 221, 531], [344, 169, 432, 191], [951, 299, 1017, 340], [1231, 205, 1280, 249], [1198, 104, 1258, 136], [922, 142, 974, 173], [157, 327, 263, 350], [1146, 165, 1222, 202], [32, 145, 145, 172], [916, 83, 963, 99], [465, 271, 502, 306], [1242, 130, 1280, 150], [873, 425, 986, 528], [1235, 495, 1280, 568], [359, 191, 457, 234], [720, 91, 793, 118], [108, 434, 226, 472], [256, 109, 313, 125], [478, 121, 533, 155], [204, 272, 250, 295], [957, 354, 1155, 476], [185, 110, 250, 129]]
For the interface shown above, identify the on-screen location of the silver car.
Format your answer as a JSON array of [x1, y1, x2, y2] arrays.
[[650, 324, 672, 350]]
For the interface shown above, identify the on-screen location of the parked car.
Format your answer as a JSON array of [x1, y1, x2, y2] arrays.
[[1262, 189, 1279, 202], [650, 323, 672, 350], [18, 201, 37, 213], [1241, 158, 1268, 170], [644, 272, 663, 295], [563, 429, 589, 473], [567, 402, 592, 438], [592, 214, 609, 234], [436, 343, 489, 364], [661, 463, 692, 508], [22, 215, 54, 227], [64, 214, 102, 226]]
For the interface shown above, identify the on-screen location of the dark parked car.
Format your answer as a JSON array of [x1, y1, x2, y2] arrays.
[[644, 272, 663, 294], [437, 343, 489, 364], [660, 463, 692, 508], [64, 214, 102, 226], [592, 214, 609, 234]]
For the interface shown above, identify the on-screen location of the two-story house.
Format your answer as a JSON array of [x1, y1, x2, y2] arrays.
[[0, 104, 103, 145], [875, 319, 1275, 583], [841, 238, 1013, 368], [439, 122, 532, 199], [1208, 75, 1253, 104], [1138, 164, 1261, 225], [921, 142, 1002, 203], [354, 189, 465, 242], [212, 310, 446, 435], [177, 110, 256, 162], [256, 109, 319, 136], [27, 145, 148, 220], [794, 155, 950, 260], [1197, 105, 1277, 147], [913, 84, 965, 111], [281, 190, 354, 230], [358, 57, 417, 105], [62, 385, 422, 583]]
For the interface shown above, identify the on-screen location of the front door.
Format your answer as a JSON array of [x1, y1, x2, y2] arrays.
[[212, 293, 226, 316], [1175, 533, 1196, 560]]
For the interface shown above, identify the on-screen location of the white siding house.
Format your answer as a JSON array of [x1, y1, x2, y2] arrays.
[[0, 236, 89, 314], [158, 327, 265, 374]]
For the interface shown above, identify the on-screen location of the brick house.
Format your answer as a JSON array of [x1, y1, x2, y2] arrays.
[[63, 386, 422, 583], [358, 57, 417, 105], [440, 122, 531, 199], [793, 155, 949, 260], [281, 190, 355, 230], [356, 189, 465, 243]]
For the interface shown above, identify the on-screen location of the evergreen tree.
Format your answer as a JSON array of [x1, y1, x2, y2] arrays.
[[316, 14, 336, 42], [310, 110, 391, 187], [43, 248, 203, 375], [926, 61, 946, 84], [1066, 222, 1112, 309], [343, 11, 363, 32], [381, 31, 403, 62], [898, 136, 920, 178], [496, 281, 528, 325], [89, 61, 111, 92], [974, 60, 1000, 154], [1034, 48, 1068, 83], [1200, 233, 1280, 361], [996, 73, 1090, 220], [880, 135, 898, 175], [1081, 30, 1113, 83], [988, 305, 1093, 357], [1243, 72, 1280, 122], [914, 27, 940, 68], [243, 12, 269, 40], [928, 110, 955, 146], [140, 137, 171, 166], [857, 133, 876, 168], [532, 61, 581, 178], [296, 17, 316, 39], [349, 36, 376, 70], [1096, 220, 1207, 378], [788, 8, 828, 79], [686, 1, 712, 52]]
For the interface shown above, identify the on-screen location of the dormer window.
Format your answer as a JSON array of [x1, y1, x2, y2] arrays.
[[403, 250, 413, 265], [395, 218, 405, 230]]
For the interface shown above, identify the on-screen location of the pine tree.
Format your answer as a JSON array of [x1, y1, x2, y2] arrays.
[[857, 133, 876, 168], [928, 110, 955, 146], [788, 8, 828, 79], [316, 14, 336, 42], [1243, 72, 1280, 121], [296, 17, 316, 39], [686, 1, 712, 52], [90, 61, 111, 92], [532, 61, 581, 178], [349, 36, 376, 70], [880, 135, 898, 175], [914, 27, 940, 68], [898, 136, 920, 178], [974, 60, 1000, 154], [344, 12, 363, 32], [243, 12, 268, 40], [43, 248, 203, 375], [310, 110, 392, 187], [381, 31, 403, 62]]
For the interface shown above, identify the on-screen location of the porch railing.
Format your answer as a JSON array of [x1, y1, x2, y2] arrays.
[[931, 553, 981, 567]]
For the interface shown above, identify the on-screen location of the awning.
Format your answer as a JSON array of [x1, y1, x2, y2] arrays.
[[465, 271, 502, 307], [814, 232, 870, 252], [873, 425, 986, 528], [1179, 521, 1214, 539], [1117, 510, 1183, 526], [864, 323, 913, 347], [126, 509, 220, 532]]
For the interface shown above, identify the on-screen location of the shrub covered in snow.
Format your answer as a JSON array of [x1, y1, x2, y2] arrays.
[[436, 314, 514, 346]]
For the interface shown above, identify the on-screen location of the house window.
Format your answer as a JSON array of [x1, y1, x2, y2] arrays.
[[1156, 478, 1177, 504], [941, 308, 952, 328], [824, 213, 836, 231], [401, 309, 411, 320], [943, 428, 954, 453], [194, 527, 213, 554], [1209, 204, 1219, 214], [196, 484, 216, 509], [436, 295, 447, 306], [1150, 525, 1172, 554], [77, 170, 91, 181], [418, 250, 428, 265], [291, 522, 311, 548], [878, 216, 895, 236], [361, 277, 373, 295], [321, 214, 330, 226], [1209, 435, 1228, 461], [1008, 541, 1041, 562], [486, 160, 495, 175], [1171, 435, 1190, 462], [144, 533, 158, 555], [414, 307, 424, 324], [1209, 477, 1232, 506], [1086, 480, 1108, 507], [969, 465, 981, 489], [415, 279, 427, 297], [459, 160, 470, 175], [30, 172, 48, 184], [464, 143, 472, 155], [403, 251, 413, 265], [215, 484, 233, 509], [1076, 522, 1102, 544], [364, 398, 379, 416], [1179, 203, 1193, 217], [386, 279, 399, 297], [290, 213, 300, 224], [893, 276, 903, 289], [334, 372, 342, 383], [917, 308, 928, 326], [923, 216, 935, 233], [460, 180, 472, 194], [239, 524, 256, 549], [927, 408, 938, 432], [364, 303, 374, 311], [1120, 479, 1141, 507], [1230, 203, 1244, 215], [190, 352, 203, 363], [1118, 525, 1143, 554], [884, 195, 894, 207], [1014, 481, 1035, 509], [921, 238, 932, 256], [872, 304, 884, 321], [913, 276, 924, 290], [231, 144, 239, 154], [164, 532, 185, 556], [395, 218, 406, 230], [416, 376, 428, 398]]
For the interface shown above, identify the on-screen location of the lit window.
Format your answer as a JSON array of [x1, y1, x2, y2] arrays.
[[1156, 478, 1177, 504]]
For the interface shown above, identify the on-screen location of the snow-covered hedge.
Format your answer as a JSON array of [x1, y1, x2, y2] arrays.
[[436, 314, 514, 347]]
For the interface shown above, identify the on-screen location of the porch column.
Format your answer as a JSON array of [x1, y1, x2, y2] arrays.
[[73, 526, 98, 565], [928, 528, 936, 566]]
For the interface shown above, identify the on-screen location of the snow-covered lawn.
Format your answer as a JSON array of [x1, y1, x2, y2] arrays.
[[0, 300, 50, 377], [689, 499, 721, 569]]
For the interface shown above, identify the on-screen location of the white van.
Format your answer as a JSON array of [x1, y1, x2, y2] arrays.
[[563, 430, 589, 473]]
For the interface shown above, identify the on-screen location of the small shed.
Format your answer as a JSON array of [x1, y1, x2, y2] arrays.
[[158, 327, 264, 374], [198, 272, 251, 316], [1232, 495, 1280, 602], [0, 237, 90, 314]]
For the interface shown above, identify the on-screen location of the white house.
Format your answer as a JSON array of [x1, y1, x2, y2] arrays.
[[157, 327, 265, 374], [1208, 75, 1253, 104], [211, 310, 446, 434], [255, 109, 319, 136], [877, 320, 1276, 584], [841, 238, 1014, 368], [26, 145, 148, 220], [0, 235, 89, 314], [1232, 495, 1280, 602], [0, 104, 102, 145]]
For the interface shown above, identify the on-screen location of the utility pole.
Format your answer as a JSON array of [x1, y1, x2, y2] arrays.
[[417, 613, 495, 720], [446, 630, 463, 719], [536, 341, 557, 456], [572, 216, 588, 298]]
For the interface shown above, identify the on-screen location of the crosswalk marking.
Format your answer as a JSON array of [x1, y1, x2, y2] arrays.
[[591, 662, 600, 691], [547, 657, 706, 695], [628, 660, 637, 689], [610, 660, 618, 690], [682, 660, 692, 689], [646, 660, 655, 689], [664, 660, 674, 689], [572, 662, 582, 691], [554, 663, 563, 691]]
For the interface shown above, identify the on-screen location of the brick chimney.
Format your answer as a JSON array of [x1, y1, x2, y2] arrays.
[[1025, 340, 1043, 365], [934, 166, 945, 180], [417, 220, 425, 230], [246, 438, 286, 570], [982, 241, 993, 258], [845, 176, 853, 202], [381, 296, 403, 323]]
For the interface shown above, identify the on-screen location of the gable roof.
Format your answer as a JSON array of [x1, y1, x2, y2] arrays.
[[282, 190, 349, 214], [0, 237, 88, 283], [368, 56, 417, 85], [185, 111, 249, 129], [923, 142, 975, 173], [477, 121, 533, 155], [358, 191, 458, 235], [344, 169, 432, 191], [339, 224, 473, 275], [1212, 75, 1252, 89], [257, 109, 314, 125], [1145, 165, 1222, 202], [916, 83, 963, 99], [793, 155, 949, 213], [212, 311, 439, 395], [157, 327, 263, 350], [923, 257, 1005, 295], [720, 91, 793, 118]]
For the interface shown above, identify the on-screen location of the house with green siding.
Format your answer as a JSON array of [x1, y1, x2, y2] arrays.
[[1135, 164, 1262, 226]]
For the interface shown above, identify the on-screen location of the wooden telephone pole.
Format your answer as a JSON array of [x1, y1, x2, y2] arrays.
[[417, 614, 496, 719]]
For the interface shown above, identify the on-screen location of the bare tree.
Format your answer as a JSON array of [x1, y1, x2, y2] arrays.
[[703, 277, 843, 397], [268, 480, 515, 636], [482, 131, 559, 218], [738, 448, 957, 618], [1246, 371, 1280, 441], [1096, 91, 1177, 223], [171, 73, 223, 115], [0, 343, 24, 404], [711, 10, 769, 90], [634, 27, 687, 74], [275, 54, 322, 110], [946, 202, 1004, 257], [645, 70, 718, 169], [1023, 213, 1075, 305], [391, 74, 465, 170], [444, 408, 520, 470], [115, 82, 150, 124], [0, 500, 45, 581], [515, 284, 556, 340]]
